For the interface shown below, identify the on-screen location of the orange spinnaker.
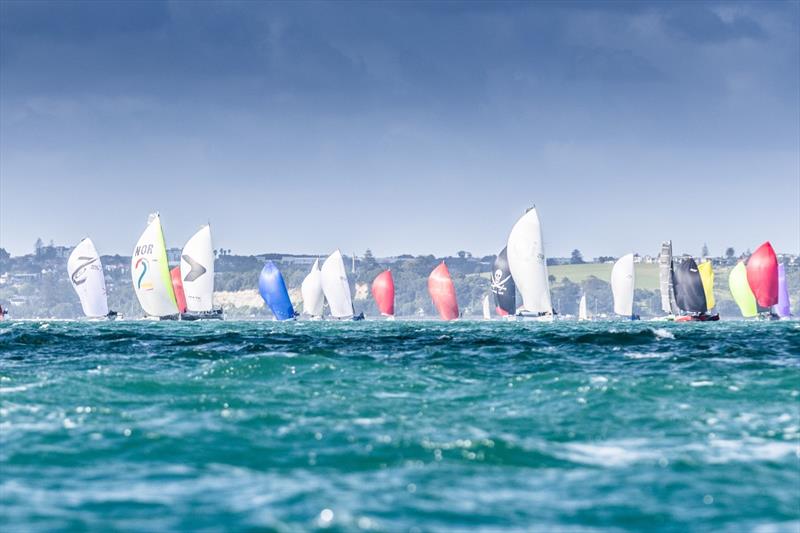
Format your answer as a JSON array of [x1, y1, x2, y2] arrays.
[[428, 262, 459, 320], [170, 266, 188, 313], [372, 270, 395, 316], [746, 242, 779, 308]]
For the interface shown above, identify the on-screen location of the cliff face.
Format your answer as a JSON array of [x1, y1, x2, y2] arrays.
[[214, 290, 263, 309]]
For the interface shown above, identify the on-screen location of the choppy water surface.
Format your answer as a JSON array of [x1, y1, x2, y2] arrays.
[[1, 320, 798, 532]]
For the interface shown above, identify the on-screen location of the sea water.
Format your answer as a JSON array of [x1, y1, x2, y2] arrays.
[[1, 320, 798, 531]]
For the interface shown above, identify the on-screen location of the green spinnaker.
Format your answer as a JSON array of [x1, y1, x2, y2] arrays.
[[728, 262, 757, 317], [156, 217, 178, 308]]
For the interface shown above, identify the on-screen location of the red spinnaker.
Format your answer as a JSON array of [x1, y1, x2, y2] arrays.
[[371, 270, 395, 316], [428, 262, 459, 320], [170, 266, 188, 313], [746, 241, 779, 308]]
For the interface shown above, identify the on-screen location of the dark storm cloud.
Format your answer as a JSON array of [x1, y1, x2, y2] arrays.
[[0, 1, 797, 257]]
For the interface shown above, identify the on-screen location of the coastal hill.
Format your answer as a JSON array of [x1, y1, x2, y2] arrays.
[[1, 245, 797, 319]]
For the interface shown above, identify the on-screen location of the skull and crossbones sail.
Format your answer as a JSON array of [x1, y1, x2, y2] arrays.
[[491, 247, 516, 316]]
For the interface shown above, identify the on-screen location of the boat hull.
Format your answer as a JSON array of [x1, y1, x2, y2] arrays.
[[180, 308, 224, 321], [514, 311, 554, 322], [675, 313, 720, 322]]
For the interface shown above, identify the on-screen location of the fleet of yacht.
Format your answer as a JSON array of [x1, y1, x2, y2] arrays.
[[53, 209, 793, 322]]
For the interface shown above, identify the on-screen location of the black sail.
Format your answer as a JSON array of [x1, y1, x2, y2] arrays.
[[672, 258, 707, 314], [491, 247, 516, 315]]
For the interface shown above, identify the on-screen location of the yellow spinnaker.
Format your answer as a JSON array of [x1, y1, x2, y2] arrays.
[[728, 262, 757, 318], [698, 261, 715, 310]]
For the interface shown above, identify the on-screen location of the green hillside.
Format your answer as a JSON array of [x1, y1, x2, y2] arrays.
[[548, 263, 660, 289]]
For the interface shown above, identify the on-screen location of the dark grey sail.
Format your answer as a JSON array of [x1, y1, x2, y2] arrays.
[[491, 247, 516, 316], [659, 241, 679, 315], [672, 258, 707, 314]]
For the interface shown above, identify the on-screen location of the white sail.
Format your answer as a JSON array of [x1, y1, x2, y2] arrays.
[[578, 293, 588, 321], [482, 295, 491, 320], [659, 240, 678, 315], [180, 225, 214, 312], [67, 237, 109, 318], [506, 207, 552, 314], [301, 259, 325, 317], [611, 253, 635, 317], [131, 213, 179, 317], [320, 250, 354, 319]]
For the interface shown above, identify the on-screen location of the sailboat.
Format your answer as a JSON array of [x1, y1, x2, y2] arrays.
[[179, 225, 223, 320], [258, 261, 297, 321], [729, 262, 758, 318], [774, 264, 792, 319], [428, 261, 459, 320], [658, 240, 679, 320], [371, 270, 395, 319], [131, 213, 180, 320], [506, 207, 553, 321], [673, 258, 719, 321], [320, 250, 364, 320], [746, 242, 779, 319], [611, 253, 638, 320], [170, 266, 188, 314], [301, 259, 324, 319], [490, 246, 516, 317], [578, 293, 588, 321], [67, 237, 116, 319], [482, 295, 491, 320]]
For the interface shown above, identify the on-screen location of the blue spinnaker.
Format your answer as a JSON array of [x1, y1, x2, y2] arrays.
[[258, 261, 295, 321]]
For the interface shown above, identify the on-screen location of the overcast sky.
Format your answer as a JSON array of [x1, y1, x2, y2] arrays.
[[1, 0, 798, 259]]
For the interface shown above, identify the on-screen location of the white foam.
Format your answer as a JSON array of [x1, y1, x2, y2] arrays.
[[562, 440, 658, 467], [704, 438, 798, 463], [625, 352, 663, 360], [653, 328, 674, 339]]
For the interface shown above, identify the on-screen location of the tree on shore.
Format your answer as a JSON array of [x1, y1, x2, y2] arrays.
[[725, 247, 735, 259], [362, 249, 377, 267], [570, 249, 584, 264]]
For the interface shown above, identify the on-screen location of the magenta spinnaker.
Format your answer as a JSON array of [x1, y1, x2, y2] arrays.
[[746, 242, 779, 308], [774, 263, 791, 318]]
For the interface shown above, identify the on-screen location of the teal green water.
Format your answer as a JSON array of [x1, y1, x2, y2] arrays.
[[1, 320, 798, 532]]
